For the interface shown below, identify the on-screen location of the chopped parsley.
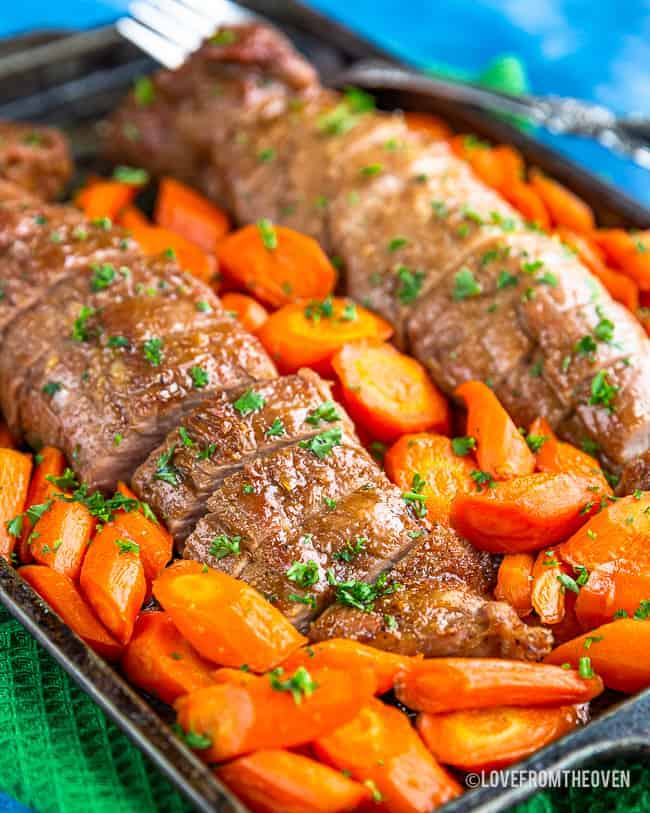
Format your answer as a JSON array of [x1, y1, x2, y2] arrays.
[[196, 443, 216, 461], [209, 534, 241, 559], [451, 436, 476, 456], [452, 267, 482, 301], [42, 381, 62, 397], [497, 270, 519, 289], [589, 370, 618, 412], [594, 317, 615, 343], [189, 366, 209, 389], [575, 335, 598, 356], [256, 218, 277, 250], [306, 401, 340, 426], [526, 433, 547, 453], [323, 497, 337, 510], [143, 337, 164, 366], [112, 165, 149, 185], [233, 389, 266, 417], [269, 666, 318, 704], [195, 300, 212, 313], [557, 572, 580, 594], [388, 236, 409, 252], [154, 444, 179, 486], [633, 599, 650, 620], [116, 538, 140, 555], [90, 263, 116, 291], [401, 472, 427, 518], [299, 427, 342, 459], [396, 266, 424, 304], [286, 560, 320, 588], [71, 306, 96, 342], [178, 427, 195, 448], [257, 147, 276, 163], [578, 656, 595, 679], [316, 86, 374, 136], [266, 417, 286, 437], [171, 724, 212, 750], [5, 515, 23, 537], [333, 537, 367, 562], [331, 572, 402, 612], [107, 335, 130, 349], [471, 469, 495, 491], [134, 76, 155, 106], [210, 29, 238, 46], [360, 163, 383, 177], [304, 296, 334, 322]]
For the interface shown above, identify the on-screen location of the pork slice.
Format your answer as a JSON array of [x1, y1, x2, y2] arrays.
[[496, 350, 571, 430], [0, 121, 72, 201], [131, 369, 349, 541], [618, 450, 650, 495]]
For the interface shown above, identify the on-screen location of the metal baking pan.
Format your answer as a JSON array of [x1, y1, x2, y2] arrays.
[[0, 3, 649, 811]]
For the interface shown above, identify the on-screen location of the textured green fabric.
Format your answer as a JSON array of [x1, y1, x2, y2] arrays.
[[1, 606, 648, 813]]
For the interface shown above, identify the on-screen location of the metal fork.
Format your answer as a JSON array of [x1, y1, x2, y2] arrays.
[[117, 0, 650, 169]]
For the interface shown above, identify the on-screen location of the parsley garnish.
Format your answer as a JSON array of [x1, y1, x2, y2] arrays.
[[402, 472, 427, 517], [388, 237, 408, 252], [116, 538, 140, 555], [452, 267, 482, 300], [360, 163, 383, 177], [71, 306, 96, 342], [304, 296, 334, 322], [497, 270, 519, 289], [47, 468, 79, 490], [134, 76, 155, 106], [209, 534, 241, 559], [331, 572, 402, 612], [316, 86, 374, 136], [594, 316, 615, 343], [333, 537, 367, 562], [306, 401, 340, 426], [471, 469, 495, 491], [172, 724, 212, 749], [196, 443, 216, 460], [112, 165, 149, 185], [42, 381, 62, 397], [210, 29, 238, 46], [107, 335, 129, 349], [578, 656, 595, 679], [233, 389, 266, 417], [286, 560, 319, 588], [265, 417, 286, 437], [589, 370, 618, 412], [189, 366, 209, 389], [451, 436, 476, 456], [299, 427, 342, 459], [526, 434, 547, 453], [195, 300, 212, 313], [178, 427, 195, 448], [6, 515, 23, 537], [143, 337, 164, 366], [90, 263, 116, 291], [154, 444, 179, 486], [269, 666, 318, 704], [396, 266, 424, 304]]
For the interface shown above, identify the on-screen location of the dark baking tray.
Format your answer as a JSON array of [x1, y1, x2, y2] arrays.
[[0, 3, 649, 812]]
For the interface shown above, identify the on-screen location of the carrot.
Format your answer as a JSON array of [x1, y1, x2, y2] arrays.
[[174, 665, 376, 762], [384, 433, 475, 525], [417, 705, 579, 772], [0, 449, 32, 561], [19, 565, 122, 660], [403, 112, 453, 140], [450, 133, 489, 162], [217, 749, 371, 813], [451, 472, 599, 554], [30, 497, 95, 580], [529, 170, 595, 232], [313, 698, 461, 813], [17, 446, 65, 564], [257, 297, 393, 376], [449, 135, 505, 188], [119, 204, 150, 230], [153, 560, 306, 671], [217, 222, 337, 308], [114, 482, 172, 585], [545, 618, 650, 693], [501, 181, 551, 230], [332, 341, 450, 443], [75, 180, 138, 221], [531, 547, 567, 625], [155, 176, 230, 253], [220, 292, 269, 334], [79, 522, 146, 645], [121, 611, 214, 703], [491, 144, 525, 187], [0, 420, 16, 449], [591, 229, 650, 290], [127, 223, 216, 285], [575, 560, 650, 630], [494, 553, 534, 617], [454, 380, 535, 480], [279, 638, 412, 695], [210, 667, 259, 687], [559, 491, 650, 573], [394, 657, 603, 713]]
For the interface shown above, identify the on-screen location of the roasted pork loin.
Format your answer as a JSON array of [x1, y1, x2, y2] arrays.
[[0, 121, 72, 201]]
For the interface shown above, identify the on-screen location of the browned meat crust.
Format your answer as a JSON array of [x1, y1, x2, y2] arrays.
[[618, 450, 650, 495], [0, 121, 72, 201]]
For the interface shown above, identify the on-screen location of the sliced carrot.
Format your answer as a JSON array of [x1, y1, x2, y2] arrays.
[[395, 658, 603, 713], [494, 553, 534, 617], [501, 181, 551, 230], [575, 560, 650, 630], [128, 223, 216, 285], [384, 433, 475, 525], [153, 560, 306, 671], [121, 611, 214, 703], [220, 292, 269, 334], [531, 547, 567, 625], [17, 446, 65, 564], [529, 170, 595, 232], [313, 698, 461, 813], [0, 449, 32, 561], [449, 133, 489, 162], [450, 472, 598, 554], [75, 180, 138, 221], [155, 176, 230, 253], [0, 420, 16, 449], [545, 618, 650, 693], [555, 226, 606, 274], [403, 112, 453, 140], [449, 135, 505, 188], [455, 380, 535, 480], [217, 222, 337, 308], [174, 665, 376, 762], [79, 522, 146, 645], [210, 666, 259, 688], [114, 481, 172, 586], [19, 565, 122, 660], [119, 205, 150, 230], [217, 749, 371, 813], [417, 705, 579, 772], [332, 341, 450, 443], [30, 497, 95, 580], [257, 297, 393, 376], [591, 229, 650, 290], [492, 144, 525, 187]]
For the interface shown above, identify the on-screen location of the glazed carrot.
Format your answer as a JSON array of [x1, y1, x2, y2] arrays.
[[555, 227, 607, 275], [455, 380, 535, 479], [394, 658, 603, 713], [417, 705, 579, 772], [491, 144, 525, 187], [529, 170, 595, 232], [210, 667, 259, 687], [221, 292, 269, 334], [114, 482, 172, 585], [501, 182, 551, 230], [153, 560, 306, 671], [332, 341, 450, 443], [0, 449, 32, 561], [30, 498, 95, 580], [591, 228, 650, 290], [279, 638, 411, 695], [121, 611, 214, 703], [545, 618, 650, 693], [79, 522, 147, 645], [17, 446, 65, 564], [0, 420, 16, 449], [128, 223, 216, 284], [76, 180, 138, 221], [384, 433, 475, 525], [403, 112, 453, 140], [575, 560, 650, 630], [19, 565, 122, 660], [119, 205, 150, 230], [217, 749, 371, 813], [313, 698, 461, 813], [450, 472, 598, 554], [155, 176, 230, 253], [449, 135, 504, 188], [531, 547, 567, 625], [494, 553, 534, 617], [257, 297, 393, 376], [174, 665, 376, 762], [217, 222, 337, 308], [559, 491, 650, 572]]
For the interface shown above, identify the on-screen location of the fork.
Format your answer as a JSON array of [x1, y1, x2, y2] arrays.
[[117, 0, 650, 170]]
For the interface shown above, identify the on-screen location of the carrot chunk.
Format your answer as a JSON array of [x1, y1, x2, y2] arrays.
[[491, 144, 525, 187], [592, 228, 650, 290], [75, 180, 138, 221], [220, 292, 269, 334], [30, 497, 95, 579], [0, 449, 32, 561], [114, 482, 172, 585], [529, 170, 595, 232], [153, 560, 306, 671], [128, 223, 216, 284], [501, 182, 551, 230], [575, 560, 650, 630], [119, 205, 150, 230], [17, 446, 65, 564], [494, 553, 534, 617], [403, 112, 453, 140], [155, 176, 230, 253]]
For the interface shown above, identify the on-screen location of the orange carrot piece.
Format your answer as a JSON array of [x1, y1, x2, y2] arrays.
[[0, 420, 16, 449], [30, 498, 95, 580], [450, 472, 599, 554], [17, 446, 65, 564], [155, 176, 230, 253], [0, 449, 32, 561], [20, 565, 122, 660], [395, 658, 603, 713], [220, 292, 269, 334], [210, 666, 259, 687], [531, 547, 567, 625], [75, 180, 138, 221], [257, 297, 393, 376], [403, 112, 453, 140], [545, 618, 650, 693], [119, 205, 150, 230], [417, 705, 579, 772], [79, 522, 146, 645], [455, 380, 535, 479], [332, 341, 450, 443], [591, 228, 650, 290], [217, 749, 371, 813], [121, 611, 214, 703], [494, 553, 534, 617], [153, 560, 306, 671], [114, 482, 172, 585], [575, 560, 650, 630], [313, 698, 461, 813], [555, 226, 606, 274], [217, 222, 337, 308], [501, 181, 551, 230], [491, 144, 525, 187], [174, 666, 376, 762], [128, 223, 216, 284], [529, 170, 595, 232], [384, 433, 475, 525]]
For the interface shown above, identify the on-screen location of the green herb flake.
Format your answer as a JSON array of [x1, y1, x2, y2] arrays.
[[589, 370, 618, 413], [143, 337, 164, 367], [299, 427, 342, 459], [306, 401, 340, 427], [256, 218, 277, 250], [154, 444, 179, 486], [209, 534, 241, 559], [233, 389, 266, 417], [269, 666, 318, 704], [286, 560, 320, 588], [452, 267, 482, 301], [471, 469, 495, 491], [333, 537, 367, 563], [451, 436, 476, 456], [42, 381, 62, 397], [402, 472, 427, 518], [265, 417, 286, 438], [112, 165, 149, 185], [116, 538, 140, 555], [134, 76, 155, 106], [71, 306, 96, 342], [396, 266, 424, 304], [189, 366, 209, 389]]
